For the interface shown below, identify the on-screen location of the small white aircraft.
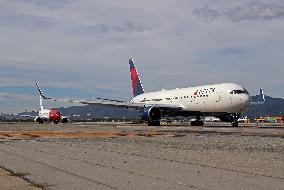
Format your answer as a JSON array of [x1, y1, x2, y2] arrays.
[[34, 93, 68, 124], [36, 59, 257, 127]]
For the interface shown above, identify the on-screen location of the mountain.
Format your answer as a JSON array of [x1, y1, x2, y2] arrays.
[[59, 105, 139, 119], [59, 95, 284, 119], [244, 96, 284, 118], [2, 95, 283, 121]]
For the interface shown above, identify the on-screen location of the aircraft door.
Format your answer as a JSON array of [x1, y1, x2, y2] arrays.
[[213, 90, 222, 112]]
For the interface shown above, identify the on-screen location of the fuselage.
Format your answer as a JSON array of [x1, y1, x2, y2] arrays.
[[130, 83, 251, 114]]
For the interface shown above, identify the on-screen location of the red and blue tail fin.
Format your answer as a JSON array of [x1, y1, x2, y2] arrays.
[[129, 59, 145, 97]]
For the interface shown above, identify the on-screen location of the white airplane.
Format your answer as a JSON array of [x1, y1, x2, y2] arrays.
[[34, 93, 68, 124], [36, 59, 254, 127]]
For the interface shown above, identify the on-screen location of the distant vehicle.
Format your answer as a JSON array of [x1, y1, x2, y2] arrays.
[[271, 116, 284, 123], [265, 117, 277, 123], [34, 94, 68, 124], [36, 59, 259, 127], [255, 116, 283, 123]]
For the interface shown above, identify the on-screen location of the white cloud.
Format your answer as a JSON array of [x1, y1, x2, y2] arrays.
[[193, 1, 284, 22]]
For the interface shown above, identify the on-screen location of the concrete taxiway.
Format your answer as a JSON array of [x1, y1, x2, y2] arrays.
[[0, 122, 283, 190]]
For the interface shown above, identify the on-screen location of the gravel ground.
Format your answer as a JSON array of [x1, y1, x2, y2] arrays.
[[0, 122, 283, 190]]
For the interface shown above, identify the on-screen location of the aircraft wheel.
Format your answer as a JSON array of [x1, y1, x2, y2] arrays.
[[62, 118, 68, 123], [191, 120, 204, 126], [231, 121, 238, 127]]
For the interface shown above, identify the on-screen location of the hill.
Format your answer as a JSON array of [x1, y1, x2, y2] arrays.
[[59, 95, 284, 119], [244, 96, 284, 118], [59, 105, 139, 119], [2, 95, 282, 121]]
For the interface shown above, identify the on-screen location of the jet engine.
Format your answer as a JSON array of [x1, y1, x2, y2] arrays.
[[62, 117, 68, 123], [141, 106, 162, 121]]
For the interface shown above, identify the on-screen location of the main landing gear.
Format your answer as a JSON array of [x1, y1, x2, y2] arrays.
[[218, 113, 240, 127], [36, 118, 44, 124], [229, 113, 240, 127], [191, 116, 204, 126], [231, 120, 238, 127]]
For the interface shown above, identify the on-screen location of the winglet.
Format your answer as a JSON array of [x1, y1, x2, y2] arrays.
[[35, 81, 51, 99], [259, 88, 265, 103], [250, 87, 265, 104]]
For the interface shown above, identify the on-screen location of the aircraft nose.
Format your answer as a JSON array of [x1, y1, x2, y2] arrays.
[[52, 114, 60, 120], [49, 110, 61, 121], [243, 94, 251, 108]]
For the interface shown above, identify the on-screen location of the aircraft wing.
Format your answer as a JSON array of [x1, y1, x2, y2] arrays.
[[43, 97, 184, 111], [19, 115, 37, 118], [35, 82, 184, 111]]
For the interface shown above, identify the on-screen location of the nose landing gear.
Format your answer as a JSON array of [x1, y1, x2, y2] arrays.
[[229, 113, 240, 127], [191, 116, 204, 126], [148, 120, 161, 126], [231, 120, 238, 127], [218, 113, 241, 127]]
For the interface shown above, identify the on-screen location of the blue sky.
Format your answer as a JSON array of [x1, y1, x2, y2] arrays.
[[0, 0, 284, 113]]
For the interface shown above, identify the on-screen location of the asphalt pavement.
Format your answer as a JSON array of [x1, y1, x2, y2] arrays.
[[0, 122, 283, 190]]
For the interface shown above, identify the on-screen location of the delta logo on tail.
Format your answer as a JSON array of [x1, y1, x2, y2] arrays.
[[129, 59, 145, 97]]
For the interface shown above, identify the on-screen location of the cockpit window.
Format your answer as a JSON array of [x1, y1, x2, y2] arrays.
[[243, 88, 249, 94], [230, 89, 249, 95]]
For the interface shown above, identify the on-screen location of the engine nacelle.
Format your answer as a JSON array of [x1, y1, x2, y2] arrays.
[[62, 117, 68, 123], [141, 106, 162, 121], [34, 117, 39, 122], [34, 117, 44, 124]]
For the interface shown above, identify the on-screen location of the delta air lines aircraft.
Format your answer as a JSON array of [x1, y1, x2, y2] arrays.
[[36, 59, 257, 127]]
